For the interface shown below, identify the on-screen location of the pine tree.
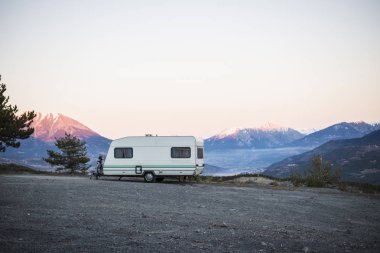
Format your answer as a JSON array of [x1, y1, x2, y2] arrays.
[[305, 155, 341, 187], [0, 76, 36, 152], [44, 132, 90, 173]]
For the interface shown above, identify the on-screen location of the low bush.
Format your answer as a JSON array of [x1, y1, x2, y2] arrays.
[[287, 155, 342, 188], [290, 171, 303, 187]]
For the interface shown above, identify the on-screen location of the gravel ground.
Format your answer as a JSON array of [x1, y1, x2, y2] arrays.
[[0, 175, 379, 253]]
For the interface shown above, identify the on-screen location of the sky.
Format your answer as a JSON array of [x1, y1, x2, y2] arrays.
[[0, 0, 379, 139]]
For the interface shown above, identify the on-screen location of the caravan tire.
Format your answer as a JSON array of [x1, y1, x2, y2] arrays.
[[144, 172, 156, 183]]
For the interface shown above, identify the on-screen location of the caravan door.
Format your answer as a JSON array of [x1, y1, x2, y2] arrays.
[[195, 146, 204, 175]]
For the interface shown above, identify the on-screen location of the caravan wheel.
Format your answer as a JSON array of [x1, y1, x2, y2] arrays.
[[144, 172, 156, 183]]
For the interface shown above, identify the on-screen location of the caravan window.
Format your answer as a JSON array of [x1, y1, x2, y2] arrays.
[[197, 147, 204, 159], [114, 148, 133, 158], [171, 147, 191, 158]]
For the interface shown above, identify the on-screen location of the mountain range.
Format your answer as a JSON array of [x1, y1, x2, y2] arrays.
[[1, 112, 379, 185], [205, 122, 380, 150], [0, 113, 111, 170], [205, 123, 305, 150], [287, 121, 380, 147], [263, 130, 380, 185]]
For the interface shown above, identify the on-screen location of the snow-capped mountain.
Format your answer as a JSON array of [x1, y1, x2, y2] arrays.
[[288, 121, 380, 147], [297, 128, 318, 135], [32, 112, 99, 141], [205, 123, 305, 150], [1, 112, 111, 170]]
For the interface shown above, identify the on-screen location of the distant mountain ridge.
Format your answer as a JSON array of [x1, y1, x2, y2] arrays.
[[0, 112, 111, 170], [205, 121, 380, 151], [263, 130, 380, 185], [205, 123, 305, 150], [288, 122, 380, 147]]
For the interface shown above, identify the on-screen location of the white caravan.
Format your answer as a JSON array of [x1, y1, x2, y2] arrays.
[[102, 135, 204, 182]]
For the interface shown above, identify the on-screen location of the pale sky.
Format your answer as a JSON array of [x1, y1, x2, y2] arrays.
[[1, 0, 379, 139]]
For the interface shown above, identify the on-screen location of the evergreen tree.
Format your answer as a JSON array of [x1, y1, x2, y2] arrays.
[[0, 76, 36, 152], [44, 132, 90, 173], [305, 155, 341, 187]]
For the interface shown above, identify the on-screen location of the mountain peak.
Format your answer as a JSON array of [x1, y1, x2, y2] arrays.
[[32, 112, 99, 141], [215, 123, 288, 139], [207, 124, 304, 150], [216, 127, 241, 138], [256, 122, 287, 131]]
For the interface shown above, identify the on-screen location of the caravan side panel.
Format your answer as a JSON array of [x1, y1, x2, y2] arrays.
[[103, 136, 203, 177]]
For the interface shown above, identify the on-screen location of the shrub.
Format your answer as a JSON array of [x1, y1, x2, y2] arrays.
[[290, 171, 303, 187], [305, 155, 341, 187], [338, 183, 347, 192]]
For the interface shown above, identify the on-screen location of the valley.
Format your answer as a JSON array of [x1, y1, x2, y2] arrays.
[[204, 146, 314, 175]]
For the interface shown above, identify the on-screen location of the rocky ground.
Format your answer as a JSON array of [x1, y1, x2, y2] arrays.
[[0, 175, 379, 252]]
